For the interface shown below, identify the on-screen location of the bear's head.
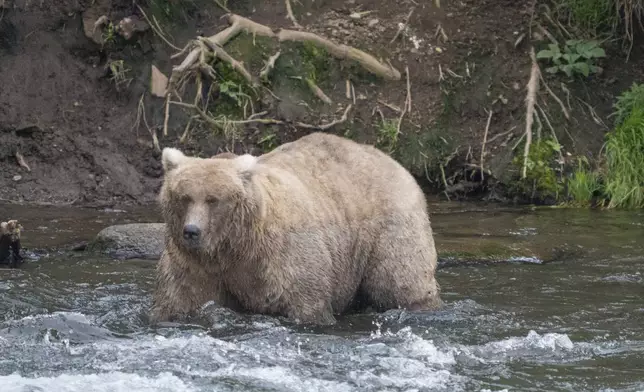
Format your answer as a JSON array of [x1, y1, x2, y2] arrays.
[[159, 148, 262, 254]]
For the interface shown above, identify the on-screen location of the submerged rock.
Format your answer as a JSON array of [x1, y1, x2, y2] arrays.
[[88, 223, 165, 260]]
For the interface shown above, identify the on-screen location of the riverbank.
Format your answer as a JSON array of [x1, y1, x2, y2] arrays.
[[1, 0, 642, 207]]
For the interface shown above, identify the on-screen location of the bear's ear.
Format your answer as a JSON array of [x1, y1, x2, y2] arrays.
[[162, 148, 187, 172], [234, 154, 257, 188]]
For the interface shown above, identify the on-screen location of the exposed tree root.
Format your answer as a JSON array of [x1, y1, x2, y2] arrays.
[[285, 0, 302, 29], [260, 51, 281, 80], [290, 76, 332, 104], [480, 109, 493, 181], [522, 47, 540, 179], [170, 13, 400, 86], [160, 13, 399, 141], [171, 101, 353, 132]]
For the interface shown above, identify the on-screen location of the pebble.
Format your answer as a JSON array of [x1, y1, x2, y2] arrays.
[[13, 175, 21, 181], [368, 18, 379, 27]]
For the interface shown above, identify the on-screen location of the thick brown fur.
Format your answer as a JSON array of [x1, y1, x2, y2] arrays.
[[210, 152, 238, 159], [1, 220, 24, 267], [150, 132, 442, 325]]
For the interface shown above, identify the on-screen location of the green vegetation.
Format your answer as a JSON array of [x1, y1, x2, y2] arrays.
[[553, 0, 643, 37], [101, 21, 117, 46], [612, 82, 644, 125], [565, 157, 602, 207], [375, 118, 399, 154], [554, 0, 618, 36], [146, 0, 199, 27], [536, 40, 606, 77], [562, 83, 644, 208], [511, 138, 564, 202], [258, 132, 279, 153], [603, 106, 644, 208]]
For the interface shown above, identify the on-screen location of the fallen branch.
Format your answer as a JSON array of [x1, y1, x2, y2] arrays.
[[522, 47, 540, 179]]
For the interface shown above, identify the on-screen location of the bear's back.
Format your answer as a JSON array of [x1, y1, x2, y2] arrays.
[[257, 132, 426, 215]]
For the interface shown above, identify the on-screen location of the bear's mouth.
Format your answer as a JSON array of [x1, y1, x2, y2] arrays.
[[182, 238, 202, 250]]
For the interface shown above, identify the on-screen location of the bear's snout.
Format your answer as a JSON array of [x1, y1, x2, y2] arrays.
[[183, 224, 202, 242]]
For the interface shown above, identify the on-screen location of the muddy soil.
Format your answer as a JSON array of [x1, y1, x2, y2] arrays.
[[0, 0, 642, 207]]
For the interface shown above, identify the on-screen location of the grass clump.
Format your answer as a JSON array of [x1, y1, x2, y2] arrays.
[[375, 118, 399, 154], [612, 82, 644, 125], [565, 157, 602, 207], [558, 82, 644, 209], [553, 0, 643, 55], [556, 0, 618, 36], [602, 107, 644, 208]]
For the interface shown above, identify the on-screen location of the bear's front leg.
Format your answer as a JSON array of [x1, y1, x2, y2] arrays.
[[285, 297, 337, 326], [149, 247, 229, 324]]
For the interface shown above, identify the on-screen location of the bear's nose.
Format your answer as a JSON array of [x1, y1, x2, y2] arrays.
[[183, 224, 201, 240]]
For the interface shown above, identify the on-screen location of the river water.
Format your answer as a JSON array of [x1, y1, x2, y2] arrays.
[[1, 201, 643, 391]]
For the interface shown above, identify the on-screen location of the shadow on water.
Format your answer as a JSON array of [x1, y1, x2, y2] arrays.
[[1, 199, 643, 391]]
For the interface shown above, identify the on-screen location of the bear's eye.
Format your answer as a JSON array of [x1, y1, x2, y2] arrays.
[[178, 194, 192, 203], [205, 196, 219, 204]]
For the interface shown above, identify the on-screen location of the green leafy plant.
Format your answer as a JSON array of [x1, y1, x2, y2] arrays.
[[536, 40, 606, 77], [219, 80, 252, 108], [101, 22, 117, 46], [511, 138, 564, 202]]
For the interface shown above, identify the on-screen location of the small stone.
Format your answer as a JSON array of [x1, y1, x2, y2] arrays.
[[12, 175, 22, 181], [368, 18, 379, 27]]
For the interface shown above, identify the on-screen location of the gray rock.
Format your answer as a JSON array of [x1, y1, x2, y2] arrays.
[[88, 223, 166, 260]]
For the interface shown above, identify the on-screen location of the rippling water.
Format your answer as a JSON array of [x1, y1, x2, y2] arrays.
[[1, 202, 643, 391]]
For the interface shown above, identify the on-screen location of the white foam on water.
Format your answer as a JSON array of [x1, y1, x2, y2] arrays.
[[456, 330, 575, 364], [0, 371, 195, 392], [211, 364, 354, 392]]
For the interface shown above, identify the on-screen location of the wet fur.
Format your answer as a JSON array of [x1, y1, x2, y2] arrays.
[[0, 220, 24, 268], [150, 133, 442, 325]]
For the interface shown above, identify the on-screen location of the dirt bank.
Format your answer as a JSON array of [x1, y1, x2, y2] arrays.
[[1, 0, 642, 207]]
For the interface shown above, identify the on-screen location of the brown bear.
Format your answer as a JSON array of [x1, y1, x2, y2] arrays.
[[210, 151, 238, 159], [149, 132, 442, 325], [1, 220, 24, 268]]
